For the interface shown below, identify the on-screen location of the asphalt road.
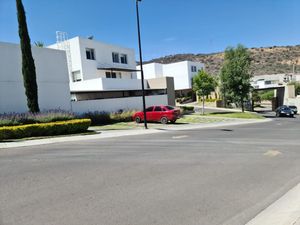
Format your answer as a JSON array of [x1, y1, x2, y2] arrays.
[[1, 115, 300, 225]]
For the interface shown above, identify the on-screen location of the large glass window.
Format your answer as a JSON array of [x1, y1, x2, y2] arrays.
[[86, 48, 95, 60], [112, 52, 119, 63], [120, 54, 128, 64]]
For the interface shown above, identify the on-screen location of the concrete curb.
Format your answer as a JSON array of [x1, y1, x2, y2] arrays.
[[0, 118, 271, 149], [245, 182, 300, 225]]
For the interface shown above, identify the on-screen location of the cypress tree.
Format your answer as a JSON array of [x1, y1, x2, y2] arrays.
[[16, 0, 40, 112]]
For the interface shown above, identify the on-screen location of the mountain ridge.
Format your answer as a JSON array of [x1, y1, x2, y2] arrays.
[[145, 45, 300, 76]]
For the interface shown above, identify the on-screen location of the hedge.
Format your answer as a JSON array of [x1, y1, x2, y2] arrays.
[[82, 110, 136, 126], [0, 119, 91, 140], [180, 106, 195, 114]]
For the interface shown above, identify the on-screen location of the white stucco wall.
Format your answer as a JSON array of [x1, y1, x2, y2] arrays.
[[71, 95, 168, 113], [0, 42, 71, 113], [137, 63, 164, 79], [137, 61, 204, 90], [163, 61, 190, 90]]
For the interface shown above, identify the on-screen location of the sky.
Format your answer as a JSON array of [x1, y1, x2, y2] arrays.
[[0, 0, 300, 60]]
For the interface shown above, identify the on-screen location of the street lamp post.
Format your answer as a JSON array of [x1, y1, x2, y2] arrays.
[[136, 0, 148, 129]]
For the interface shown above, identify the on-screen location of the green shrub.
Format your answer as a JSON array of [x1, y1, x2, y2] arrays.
[[0, 119, 91, 140], [259, 90, 274, 101], [110, 110, 136, 123], [82, 111, 112, 126], [180, 106, 194, 114], [176, 97, 192, 104], [81, 110, 136, 126]]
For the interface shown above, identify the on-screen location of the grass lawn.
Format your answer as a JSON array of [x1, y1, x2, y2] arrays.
[[91, 115, 228, 131], [176, 115, 227, 123], [203, 112, 264, 119], [90, 112, 264, 131]]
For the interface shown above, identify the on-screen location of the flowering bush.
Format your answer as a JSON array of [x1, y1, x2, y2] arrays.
[[0, 110, 75, 127]]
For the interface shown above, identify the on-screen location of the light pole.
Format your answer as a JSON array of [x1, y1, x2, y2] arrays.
[[136, 0, 148, 129]]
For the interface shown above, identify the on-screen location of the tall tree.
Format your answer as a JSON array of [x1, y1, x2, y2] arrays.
[[16, 0, 40, 112], [193, 69, 217, 115], [220, 44, 251, 112]]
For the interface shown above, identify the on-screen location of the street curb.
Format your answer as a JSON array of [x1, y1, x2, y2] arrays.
[[245, 182, 300, 225], [0, 118, 271, 149]]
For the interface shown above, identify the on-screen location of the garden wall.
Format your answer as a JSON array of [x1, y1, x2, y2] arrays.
[[0, 42, 71, 113]]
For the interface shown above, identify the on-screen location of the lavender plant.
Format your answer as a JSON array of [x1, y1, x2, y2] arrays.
[[0, 110, 75, 127]]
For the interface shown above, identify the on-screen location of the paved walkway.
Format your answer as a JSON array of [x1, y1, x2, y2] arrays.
[[245, 183, 300, 225]]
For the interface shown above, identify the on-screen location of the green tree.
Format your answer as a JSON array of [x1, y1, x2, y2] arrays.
[[288, 81, 300, 96], [193, 69, 217, 114], [220, 44, 251, 112], [259, 90, 274, 101], [16, 0, 40, 112]]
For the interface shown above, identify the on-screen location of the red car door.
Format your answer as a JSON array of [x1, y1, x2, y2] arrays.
[[145, 106, 154, 121], [153, 106, 163, 121]]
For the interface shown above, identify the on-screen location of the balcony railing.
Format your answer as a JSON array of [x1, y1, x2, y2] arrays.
[[70, 77, 147, 92]]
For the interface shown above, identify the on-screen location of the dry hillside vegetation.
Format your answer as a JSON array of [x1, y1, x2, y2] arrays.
[[146, 45, 300, 76]]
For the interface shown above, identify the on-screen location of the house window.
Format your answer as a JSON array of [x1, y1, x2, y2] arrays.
[[72, 70, 82, 82], [191, 66, 197, 72], [120, 54, 127, 64], [86, 48, 95, 60], [106, 72, 117, 78], [112, 52, 119, 63]]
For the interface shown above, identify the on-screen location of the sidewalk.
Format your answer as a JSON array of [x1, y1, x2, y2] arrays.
[[0, 118, 270, 149], [245, 182, 300, 225]]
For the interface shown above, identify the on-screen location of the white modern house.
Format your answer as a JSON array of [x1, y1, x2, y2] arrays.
[[48, 36, 175, 112], [137, 61, 205, 91], [48, 36, 142, 93], [0, 42, 71, 113]]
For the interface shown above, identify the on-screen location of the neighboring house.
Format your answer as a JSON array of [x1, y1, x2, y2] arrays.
[[137, 61, 204, 98], [0, 42, 71, 113], [48, 37, 175, 112], [251, 74, 300, 89]]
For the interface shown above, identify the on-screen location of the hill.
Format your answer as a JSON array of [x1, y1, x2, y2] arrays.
[[145, 45, 300, 76]]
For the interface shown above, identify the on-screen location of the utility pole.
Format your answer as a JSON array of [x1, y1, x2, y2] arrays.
[[136, 0, 148, 129]]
